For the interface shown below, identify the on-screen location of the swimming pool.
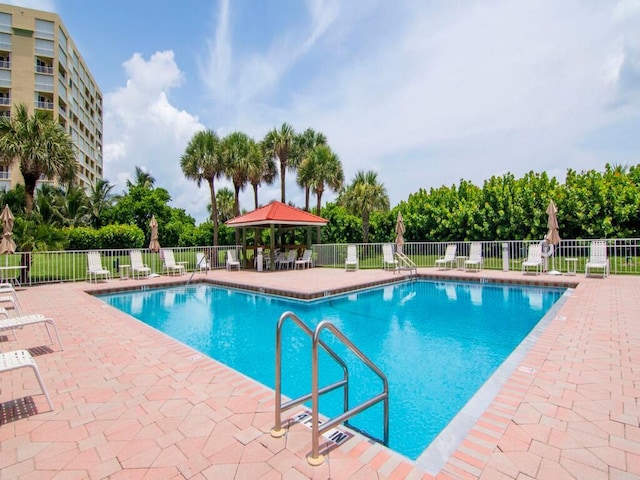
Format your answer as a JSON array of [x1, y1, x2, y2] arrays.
[[98, 280, 565, 461]]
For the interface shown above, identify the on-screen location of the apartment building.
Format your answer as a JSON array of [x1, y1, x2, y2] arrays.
[[0, 4, 103, 191]]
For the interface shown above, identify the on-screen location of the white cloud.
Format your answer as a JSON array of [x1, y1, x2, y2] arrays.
[[103, 51, 209, 221], [223, 0, 638, 205], [4, 0, 56, 11]]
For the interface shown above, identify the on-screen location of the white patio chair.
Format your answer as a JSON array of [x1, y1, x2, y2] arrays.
[[162, 249, 186, 276], [382, 244, 398, 271], [522, 244, 543, 275], [435, 244, 457, 270], [130, 250, 151, 279], [464, 243, 483, 272], [277, 250, 297, 270], [196, 252, 210, 273], [585, 240, 609, 278], [87, 251, 111, 283], [0, 350, 54, 411], [0, 313, 63, 350], [226, 250, 240, 271], [345, 245, 359, 272], [295, 249, 313, 269]]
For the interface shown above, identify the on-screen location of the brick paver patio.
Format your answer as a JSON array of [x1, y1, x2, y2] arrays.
[[0, 267, 638, 479]]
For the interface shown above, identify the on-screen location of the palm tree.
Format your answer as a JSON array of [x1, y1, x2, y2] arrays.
[[339, 170, 389, 243], [57, 184, 90, 227], [126, 166, 155, 189], [88, 179, 115, 228], [0, 103, 77, 215], [247, 144, 276, 209], [295, 128, 327, 211], [222, 132, 253, 217], [262, 123, 295, 203], [222, 132, 254, 246], [214, 187, 235, 223], [310, 145, 344, 215], [180, 130, 225, 245]]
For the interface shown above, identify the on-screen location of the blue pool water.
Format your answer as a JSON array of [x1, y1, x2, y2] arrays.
[[98, 280, 564, 460]]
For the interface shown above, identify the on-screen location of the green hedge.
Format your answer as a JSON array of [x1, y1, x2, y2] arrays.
[[65, 224, 145, 250]]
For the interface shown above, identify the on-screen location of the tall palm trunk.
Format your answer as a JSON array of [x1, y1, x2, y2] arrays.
[[280, 160, 286, 203], [208, 178, 219, 246], [23, 173, 38, 215]]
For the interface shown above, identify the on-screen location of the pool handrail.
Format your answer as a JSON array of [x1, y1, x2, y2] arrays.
[[271, 311, 349, 438], [308, 320, 389, 466]]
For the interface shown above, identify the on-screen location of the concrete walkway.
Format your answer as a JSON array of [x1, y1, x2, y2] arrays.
[[0, 268, 638, 479]]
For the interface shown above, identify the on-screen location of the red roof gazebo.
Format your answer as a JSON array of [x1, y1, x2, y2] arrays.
[[225, 201, 328, 269]]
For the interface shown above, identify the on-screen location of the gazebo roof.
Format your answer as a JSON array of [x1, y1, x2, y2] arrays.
[[225, 201, 328, 228]]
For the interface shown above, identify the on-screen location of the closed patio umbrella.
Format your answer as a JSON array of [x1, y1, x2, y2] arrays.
[[395, 212, 405, 254], [545, 200, 561, 275], [149, 215, 161, 276], [0, 204, 16, 256], [149, 215, 160, 252]]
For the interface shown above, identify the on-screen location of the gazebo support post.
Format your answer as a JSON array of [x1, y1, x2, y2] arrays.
[[242, 228, 247, 268], [270, 224, 276, 271]]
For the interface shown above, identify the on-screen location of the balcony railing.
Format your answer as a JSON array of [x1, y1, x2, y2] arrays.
[[0, 97, 9, 105], [36, 65, 53, 74], [0, 60, 10, 69], [35, 100, 54, 110]]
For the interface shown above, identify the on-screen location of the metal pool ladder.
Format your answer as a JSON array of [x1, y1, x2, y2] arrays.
[[271, 311, 389, 466], [396, 251, 418, 276]]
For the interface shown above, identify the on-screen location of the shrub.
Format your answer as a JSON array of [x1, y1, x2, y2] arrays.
[[98, 224, 145, 249], [65, 227, 100, 250]]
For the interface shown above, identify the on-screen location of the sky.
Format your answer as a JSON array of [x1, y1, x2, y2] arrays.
[[7, 0, 640, 223]]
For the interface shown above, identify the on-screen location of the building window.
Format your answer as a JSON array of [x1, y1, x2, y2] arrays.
[[0, 13, 10, 34], [0, 32, 11, 50], [35, 74, 54, 91], [35, 38, 54, 57], [35, 19, 54, 40], [0, 54, 10, 69], [0, 165, 10, 180], [58, 27, 67, 49]]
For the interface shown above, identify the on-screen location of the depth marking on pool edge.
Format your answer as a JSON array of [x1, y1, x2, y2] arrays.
[[518, 366, 537, 374], [290, 410, 354, 446]]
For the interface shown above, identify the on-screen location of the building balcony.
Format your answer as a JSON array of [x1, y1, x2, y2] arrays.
[[0, 60, 10, 69], [0, 97, 10, 105], [36, 100, 54, 110], [36, 65, 53, 74]]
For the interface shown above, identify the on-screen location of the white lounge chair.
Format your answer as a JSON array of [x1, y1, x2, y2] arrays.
[[382, 244, 398, 271], [295, 249, 313, 269], [0, 291, 20, 316], [130, 250, 151, 279], [435, 244, 457, 270], [585, 240, 609, 278], [277, 250, 297, 270], [464, 242, 483, 272], [226, 250, 240, 271], [345, 245, 359, 272], [0, 349, 54, 411], [196, 252, 210, 273], [162, 249, 185, 276], [0, 282, 18, 300], [0, 314, 63, 350], [522, 244, 543, 275], [87, 251, 111, 283]]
